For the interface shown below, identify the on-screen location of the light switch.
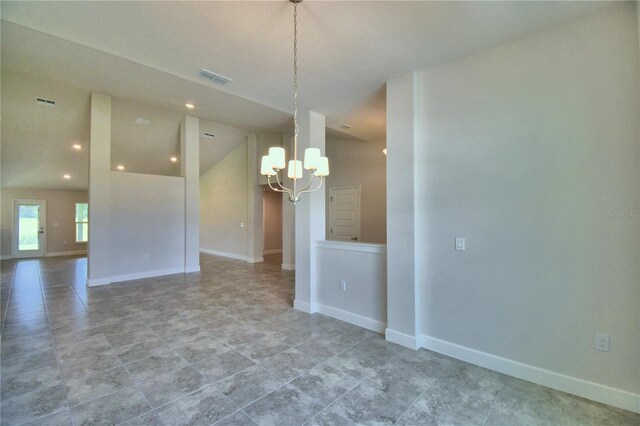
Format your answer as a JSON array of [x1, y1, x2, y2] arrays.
[[455, 238, 465, 251], [240, 222, 245, 228]]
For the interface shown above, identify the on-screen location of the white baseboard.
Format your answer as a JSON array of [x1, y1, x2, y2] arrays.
[[87, 267, 185, 287], [294, 299, 312, 314], [316, 304, 386, 334], [385, 328, 419, 350], [419, 334, 640, 414], [200, 248, 264, 264], [46, 250, 87, 257], [185, 266, 201, 273], [86, 277, 111, 286], [264, 249, 282, 255], [1, 255, 13, 260], [282, 263, 295, 271]]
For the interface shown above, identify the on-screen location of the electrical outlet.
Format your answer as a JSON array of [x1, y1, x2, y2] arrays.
[[340, 280, 347, 291], [596, 334, 610, 352], [455, 238, 465, 251]]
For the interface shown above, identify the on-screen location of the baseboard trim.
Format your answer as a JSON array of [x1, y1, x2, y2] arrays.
[[46, 250, 87, 257], [281, 263, 295, 271], [87, 277, 111, 287], [316, 304, 386, 333], [200, 248, 264, 264], [418, 334, 640, 414], [293, 299, 312, 314], [263, 249, 282, 255], [385, 328, 419, 350], [87, 267, 185, 287], [185, 266, 201, 273]]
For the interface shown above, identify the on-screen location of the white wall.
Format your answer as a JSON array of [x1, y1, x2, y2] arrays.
[[263, 188, 282, 253], [325, 138, 387, 243], [200, 141, 248, 259], [409, 3, 639, 407], [109, 172, 185, 279], [1, 188, 88, 257], [316, 241, 386, 332]]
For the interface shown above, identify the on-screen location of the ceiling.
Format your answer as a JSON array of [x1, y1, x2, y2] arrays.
[[0, 1, 615, 189], [1, 72, 249, 189]]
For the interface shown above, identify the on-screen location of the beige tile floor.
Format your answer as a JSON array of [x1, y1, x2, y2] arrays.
[[0, 254, 638, 425]]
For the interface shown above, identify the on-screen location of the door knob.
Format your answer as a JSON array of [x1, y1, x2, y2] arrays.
[[351, 237, 357, 241]]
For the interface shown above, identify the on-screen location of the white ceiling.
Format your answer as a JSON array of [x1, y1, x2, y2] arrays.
[[1, 72, 250, 189], [1, 1, 615, 189]]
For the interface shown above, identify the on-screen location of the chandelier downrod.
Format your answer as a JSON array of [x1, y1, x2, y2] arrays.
[[260, 0, 329, 204]]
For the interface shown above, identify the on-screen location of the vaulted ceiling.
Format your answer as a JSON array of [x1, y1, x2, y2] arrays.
[[1, 1, 614, 189]]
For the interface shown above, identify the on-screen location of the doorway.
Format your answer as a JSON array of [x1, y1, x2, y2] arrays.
[[262, 188, 283, 258], [328, 186, 361, 241], [12, 199, 47, 258]]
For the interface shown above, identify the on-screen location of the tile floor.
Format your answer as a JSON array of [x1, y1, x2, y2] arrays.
[[1, 254, 638, 426]]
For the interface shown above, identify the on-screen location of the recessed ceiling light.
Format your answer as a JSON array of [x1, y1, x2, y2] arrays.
[[170, 157, 178, 163], [72, 144, 82, 150], [117, 165, 125, 171], [185, 103, 195, 109], [63, 174, 71, 179]]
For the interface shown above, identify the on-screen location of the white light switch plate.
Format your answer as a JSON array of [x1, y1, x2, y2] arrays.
[[455, 238, 465, 251]]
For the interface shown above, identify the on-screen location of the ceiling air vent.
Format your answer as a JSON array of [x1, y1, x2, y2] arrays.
[[36, 97, 56, 106], [198, 68, 232, 85], [135, 118, 151, 126], [203, 132, 215, 139]]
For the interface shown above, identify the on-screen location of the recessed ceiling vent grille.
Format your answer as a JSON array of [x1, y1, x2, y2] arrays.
[[198, 69, 232, 85], [135, 118, 151, 126], [36, 97, 56, 106], [203, 132, 215, 139]]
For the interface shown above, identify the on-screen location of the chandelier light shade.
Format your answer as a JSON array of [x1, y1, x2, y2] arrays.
[[260, 0, 329, 204]]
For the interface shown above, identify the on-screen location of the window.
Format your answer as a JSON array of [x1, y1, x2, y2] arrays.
[[75, 203, 88, 242]]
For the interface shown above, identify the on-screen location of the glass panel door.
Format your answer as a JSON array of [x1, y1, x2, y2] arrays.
[[13, 200, 46, 258]]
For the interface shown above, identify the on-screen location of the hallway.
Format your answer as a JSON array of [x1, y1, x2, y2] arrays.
[[0, 255, 637, 425]]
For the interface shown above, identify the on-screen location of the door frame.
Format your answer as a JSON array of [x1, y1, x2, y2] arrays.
[[328, 185, 361, 242], [12, 199, 47, 258]]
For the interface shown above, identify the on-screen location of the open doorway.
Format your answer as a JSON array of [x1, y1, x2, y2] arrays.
[[262, 187, 283, 265]]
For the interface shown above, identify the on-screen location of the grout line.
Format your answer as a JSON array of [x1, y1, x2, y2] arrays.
[[0, 261, 18, 333], [391, 382, 434, 425], [33, 259, 77, 426]]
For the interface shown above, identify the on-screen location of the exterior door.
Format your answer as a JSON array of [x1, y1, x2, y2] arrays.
[[13, 200, 46, 258], [329, 186, 361, 241]]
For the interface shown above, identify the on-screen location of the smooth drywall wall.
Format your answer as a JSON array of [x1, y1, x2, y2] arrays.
[[416, 4, 639, 394], [1, 188, 88, 256], [200, 142, 248, 258], [109, 172, 185, 278], [325, 138, 387, 243], [263, 188, 282, 253]]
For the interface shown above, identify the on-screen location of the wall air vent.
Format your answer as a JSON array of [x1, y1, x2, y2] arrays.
[[198, 68, 232, 85], [203, 132, 215, 139], [135, 118, 151, 126], [36, 97, 56, 106]]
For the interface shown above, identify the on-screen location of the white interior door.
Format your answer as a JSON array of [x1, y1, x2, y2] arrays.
[[13, 200, 46, 258], [329, 186, 361, 242]]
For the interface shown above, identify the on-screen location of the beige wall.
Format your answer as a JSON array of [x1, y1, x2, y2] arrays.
[[263, 188, 282, 252], [1, 188, 88, 257], [200, 142, 248, 258], [325, 137, 387, 243], [415, 3, 639, 395]]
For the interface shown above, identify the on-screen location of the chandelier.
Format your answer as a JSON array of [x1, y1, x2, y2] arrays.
[[260, 0, 329, 204]]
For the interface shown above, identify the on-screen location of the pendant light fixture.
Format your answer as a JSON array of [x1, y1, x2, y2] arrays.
[[260, 0, 329, 204]]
